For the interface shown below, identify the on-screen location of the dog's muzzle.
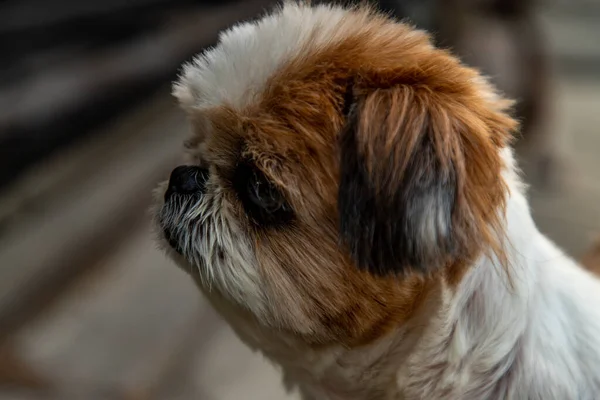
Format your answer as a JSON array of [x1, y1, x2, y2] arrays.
[[162, 165, 209, 253]]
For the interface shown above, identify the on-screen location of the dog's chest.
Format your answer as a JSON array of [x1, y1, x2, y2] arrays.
[[234, 328, 404, 399], [281, 365, 401, 400], [209, 310, 396, 399]]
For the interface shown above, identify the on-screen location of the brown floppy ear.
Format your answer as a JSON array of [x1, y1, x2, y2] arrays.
[[338, 85, 513, 276]]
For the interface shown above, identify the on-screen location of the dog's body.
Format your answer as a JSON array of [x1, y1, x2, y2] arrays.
[[155, 3, 600, 399]]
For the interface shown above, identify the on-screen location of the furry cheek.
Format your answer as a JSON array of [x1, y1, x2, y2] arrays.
[[155, 180, 269, 318]]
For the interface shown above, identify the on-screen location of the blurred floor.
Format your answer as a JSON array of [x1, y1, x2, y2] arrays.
[[0, 2, 599, 399]]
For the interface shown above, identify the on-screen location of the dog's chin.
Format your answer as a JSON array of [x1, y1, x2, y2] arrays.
[[156, 192, 199, 256], [156, 199, 184, 255], [156, 199, 208, 279], [158, 224, 202, 276], [162, 226, 184, 255]]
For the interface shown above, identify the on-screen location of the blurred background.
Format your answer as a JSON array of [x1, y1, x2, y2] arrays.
[[0, 0, 598, 398]]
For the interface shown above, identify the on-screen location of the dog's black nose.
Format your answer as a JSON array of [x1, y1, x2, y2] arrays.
[[165, 166, 209, 201]]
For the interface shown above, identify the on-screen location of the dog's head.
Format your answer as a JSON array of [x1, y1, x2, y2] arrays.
[[154, 3, 517, 346]]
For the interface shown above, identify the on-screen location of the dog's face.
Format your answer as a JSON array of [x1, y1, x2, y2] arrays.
[[155, 3, 517, 347]]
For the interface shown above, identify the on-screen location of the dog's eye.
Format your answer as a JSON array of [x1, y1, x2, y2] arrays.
[[247, 169, 285, 213], [233, 162, 293, 226]]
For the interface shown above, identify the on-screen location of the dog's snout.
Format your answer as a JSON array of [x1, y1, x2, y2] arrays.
[[165, 166, 208, 201]]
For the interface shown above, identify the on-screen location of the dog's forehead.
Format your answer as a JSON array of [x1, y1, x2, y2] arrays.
[[173, 3, 365, 111]]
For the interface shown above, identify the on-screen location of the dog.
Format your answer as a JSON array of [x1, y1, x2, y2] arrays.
[[154, 3, 600, 399]]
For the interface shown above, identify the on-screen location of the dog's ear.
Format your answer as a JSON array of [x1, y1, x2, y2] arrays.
[[338, 85, 513, 276]]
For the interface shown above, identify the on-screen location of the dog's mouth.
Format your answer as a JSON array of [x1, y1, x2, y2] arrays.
[[158, 188, 206, 258], [159, 196, 190, 256], [163, 226, 184, 255]]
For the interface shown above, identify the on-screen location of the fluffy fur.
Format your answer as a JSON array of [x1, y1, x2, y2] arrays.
[[154, 3, 600, 399]]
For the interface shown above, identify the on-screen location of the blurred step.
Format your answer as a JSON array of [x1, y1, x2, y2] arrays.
[[0, 88, 186, 342], [5, 223, 204, 399], [522, 79, 600, 258], [540, 1, 600, 78]]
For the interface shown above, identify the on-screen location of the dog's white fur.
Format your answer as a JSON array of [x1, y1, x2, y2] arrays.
[[398, 151, 600, 399], [161, 3, 600, 399]]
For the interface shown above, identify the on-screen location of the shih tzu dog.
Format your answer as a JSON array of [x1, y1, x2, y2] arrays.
[[154, 2, 600, 399]]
